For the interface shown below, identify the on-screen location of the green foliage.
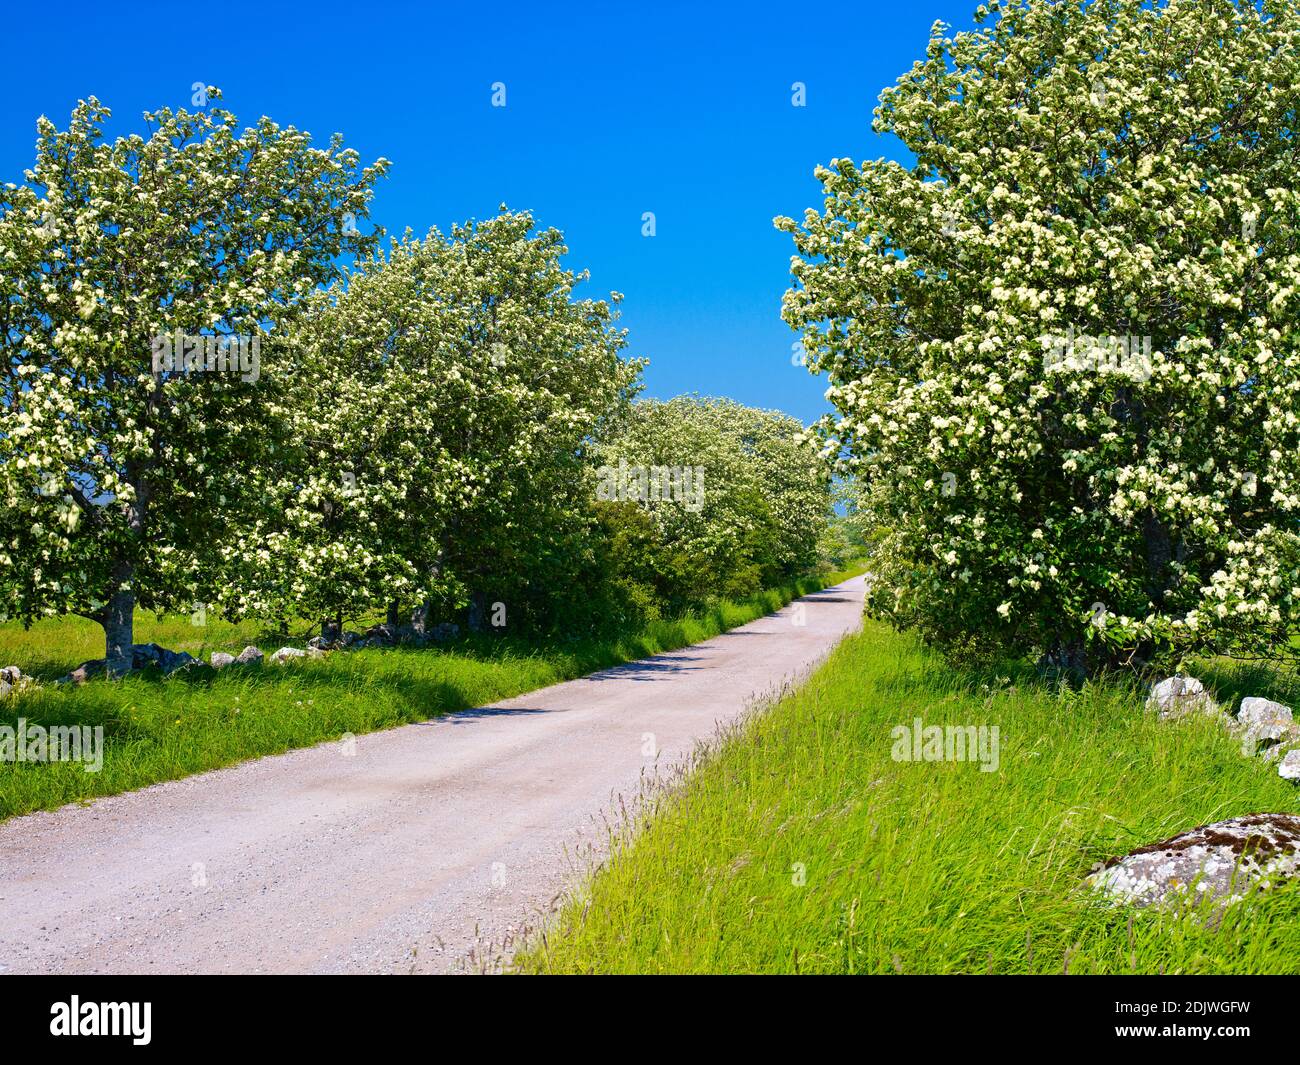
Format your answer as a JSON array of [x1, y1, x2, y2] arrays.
[[592, 396, 830, 615], [778, 0, 1300, 673], [239, 208, 642, 632], [817, 478, 873, 570], [0, 94, 831, 657], [0, 90, 388, 661]]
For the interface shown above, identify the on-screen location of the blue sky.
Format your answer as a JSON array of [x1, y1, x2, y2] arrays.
[[0, 0, 980, 425]]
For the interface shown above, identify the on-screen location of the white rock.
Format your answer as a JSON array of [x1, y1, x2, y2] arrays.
[[1258, 727, 1300, 762], [1239, 696, 1293, 730], [1280, 750, 1300, 782], [1088, 813, 1300, 908], [1237, 696, 1295, 754], [270, 647, 306, 665], [0, 666, 36, 694], [210, 652, 236, 670], [1146, 675, 1219, 719], [234, 646, 264, 666]]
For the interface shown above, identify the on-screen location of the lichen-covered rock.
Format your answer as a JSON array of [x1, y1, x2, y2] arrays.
[[1087, 813, 1300, 908], [131, 643, 195, 674], [1238, 696, 1293, 740], [58, 643, 197, 683], [60, 659, 105, 685], [0, 666, 36, 695], [1280, 750, 1300, 782], [210, 652, 236, 670], [270, 647, 306, 665], [1256, 725, 1300, 762], [1240, 696, 1293, 727], [1145, 675, 1220, 719], [234, 646, 263, 666], [310, 631, 363, 651], [1234, 697, 1296, 758]]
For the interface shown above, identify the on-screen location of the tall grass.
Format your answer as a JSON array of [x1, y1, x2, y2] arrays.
[[0, 568, 863, 821], [514, 619, 1300, 975]]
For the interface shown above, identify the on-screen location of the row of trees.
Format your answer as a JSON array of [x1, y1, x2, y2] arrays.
[[1, 92, 832, 672], [593, 396, 829, 617]]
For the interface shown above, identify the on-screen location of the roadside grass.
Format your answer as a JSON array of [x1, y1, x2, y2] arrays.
[[0, 611, 281, 682], [513, 620, 1300, 975], [0, 566, 865, 821]]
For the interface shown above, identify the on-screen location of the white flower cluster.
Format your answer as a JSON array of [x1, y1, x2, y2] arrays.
[[777, 0, 1300, 666]]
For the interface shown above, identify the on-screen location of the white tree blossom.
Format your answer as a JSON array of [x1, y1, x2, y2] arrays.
[[0, 91, 388, 672], [778, 0, 1300, 671]]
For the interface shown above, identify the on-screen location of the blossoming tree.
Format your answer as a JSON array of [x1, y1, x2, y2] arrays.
[[240, 209, 643, 637], [778, 0, 1300, 672], [592, 396, 830, 610], [0, 92, 388, 674]]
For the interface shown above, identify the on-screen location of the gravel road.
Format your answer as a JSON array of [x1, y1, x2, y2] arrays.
[[0, 576, 865, 974]]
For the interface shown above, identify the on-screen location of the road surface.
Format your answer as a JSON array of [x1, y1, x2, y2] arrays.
[[0, 576, 865, 974]]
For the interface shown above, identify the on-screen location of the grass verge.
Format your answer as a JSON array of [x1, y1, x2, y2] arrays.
[[0, 566, 865, 821], [513, 618, 1300, 974]]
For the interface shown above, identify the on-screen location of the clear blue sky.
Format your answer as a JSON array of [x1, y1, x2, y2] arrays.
[[0, 0, 979, 425]]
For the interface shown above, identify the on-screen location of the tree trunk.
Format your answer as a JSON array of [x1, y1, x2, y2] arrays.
[[1143, 510, 1173, 610], [103, 455, 149, 677], [103, 560, 135, 677], [467, 591, 488, 633], [410, 600, 433, 636], [386, 602, 402, 629], [321, 616, 342, 645]]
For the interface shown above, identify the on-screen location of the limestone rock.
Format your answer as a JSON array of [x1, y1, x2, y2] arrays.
[[58, 643, 197, 683], [0, 666, 36, 695], [1235, 696, 1297, 758], [1280, 750, 1300, 782], [310, 631, 363, 651], [1087, 813, 1300, 908], [127, 644, 196, 675], [1146, 675, 1220, 720]]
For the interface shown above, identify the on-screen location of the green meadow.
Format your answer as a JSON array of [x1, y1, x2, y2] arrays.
[[516, 621, 1300, 975]]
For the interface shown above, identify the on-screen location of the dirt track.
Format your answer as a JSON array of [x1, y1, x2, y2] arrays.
[[0, 576, 865, 974]]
